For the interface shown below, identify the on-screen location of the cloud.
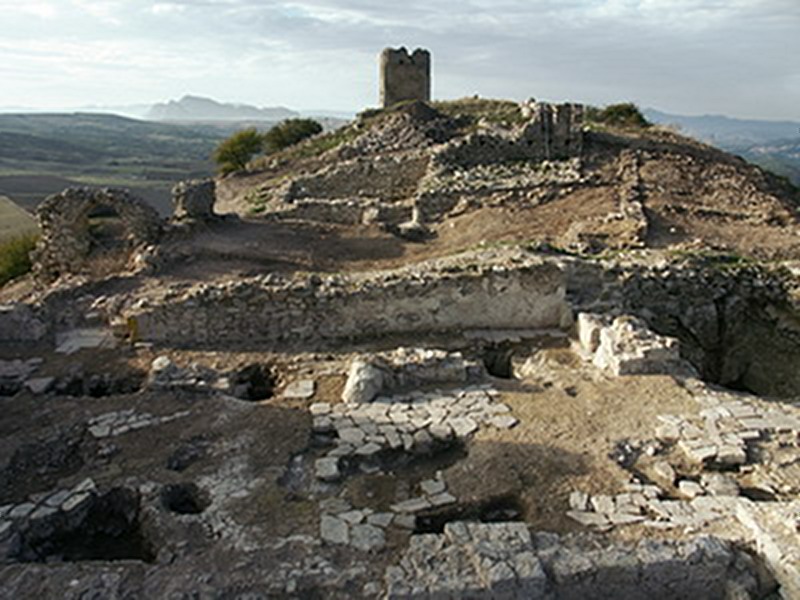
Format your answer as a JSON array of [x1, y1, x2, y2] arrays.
[[0, 0, 59, 19], [0, 0, 797, 118], [150, 3, 187, 15]]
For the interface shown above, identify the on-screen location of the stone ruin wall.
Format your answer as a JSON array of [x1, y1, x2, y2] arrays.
[[258, 101, 586, 227], [124, 255, 570, 347], [32, 188, 162, 283], [564, 256, 800, 396], [272, 198, 413, 226], [380, 47, 431, 108], [0, 303, 48, 343], [432, 102, 585, 170], [283, 155, 429, 203], [266, 155, 427, 225], [415, 102, 586, 223]]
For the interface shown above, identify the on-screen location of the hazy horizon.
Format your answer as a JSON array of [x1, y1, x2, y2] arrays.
[[0, 1, 798, 121]]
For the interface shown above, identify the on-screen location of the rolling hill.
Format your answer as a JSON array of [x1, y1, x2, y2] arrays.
[[0, 113, 246, 214], [0, 110, 350, 215], [0, 195, 37, 242]]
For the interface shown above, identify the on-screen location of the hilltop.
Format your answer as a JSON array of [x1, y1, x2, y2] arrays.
[[216, 98, 800, 263]]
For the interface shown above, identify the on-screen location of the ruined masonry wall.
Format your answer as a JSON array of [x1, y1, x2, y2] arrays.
[[432, 102, 585, 170], [33, 188, 161, 282], [275, 199, 412, 226], [284, 156, 428, 203], [126, 258, 569, 347]]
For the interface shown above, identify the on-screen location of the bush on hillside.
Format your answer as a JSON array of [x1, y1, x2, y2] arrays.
[[213, 128, 264, 175], [588, 103, 650, 128], [263, 119, 323, 154], [0, 232, 38, 286]]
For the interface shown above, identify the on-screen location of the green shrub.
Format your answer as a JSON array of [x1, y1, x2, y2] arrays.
[[0, 232, 38, 286], [213, 128, 264, 175], [587, 103, 650, 128], [263, 119, 323, 154]]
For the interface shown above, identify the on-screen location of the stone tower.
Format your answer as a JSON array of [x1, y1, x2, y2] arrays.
[[379, 47, 431, 108]]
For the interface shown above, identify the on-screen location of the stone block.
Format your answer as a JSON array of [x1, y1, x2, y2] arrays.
[[25, 377, 54, 395], [283, 379, 315, 399], [577, 312, 608, 354], [342, 360, 387, 404], [315, 457, 341, 482], [320, 515, 349, 545], [172, 179, 216, 222], [350, 523, 385, 552]]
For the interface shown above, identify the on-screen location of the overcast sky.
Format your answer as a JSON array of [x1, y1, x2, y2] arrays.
[[0, 0, 798, 119]]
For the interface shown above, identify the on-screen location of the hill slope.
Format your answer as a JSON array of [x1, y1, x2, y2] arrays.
[[644, 108, 800, 185], [217, 99, 800, 262], [0, 195, 37, 242], [0, 113, 246, 214]]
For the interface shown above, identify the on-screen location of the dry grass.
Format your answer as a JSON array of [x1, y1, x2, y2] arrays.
[[432, 97, 526, 128]]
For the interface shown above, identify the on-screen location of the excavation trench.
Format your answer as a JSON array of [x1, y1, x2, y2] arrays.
[[228, 363, 277, 401], [160, 483, 211, 515], [414, 494, 525, 534], [11, 488, 156, 564]]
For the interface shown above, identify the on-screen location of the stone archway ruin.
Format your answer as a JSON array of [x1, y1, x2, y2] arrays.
[[32, 188, 162, 282]]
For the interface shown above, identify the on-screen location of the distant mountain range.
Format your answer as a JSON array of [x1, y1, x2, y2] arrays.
[[644, 109, 800, 185], [146, 95, 298, 122], [643, 109, 800, 148], [0, 96, 355, 122]]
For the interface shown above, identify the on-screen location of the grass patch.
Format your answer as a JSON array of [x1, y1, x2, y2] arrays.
[[250, 125, 364, 169], [288, 126, 362, 159], [664, 248, 763, 271], [0, 232, 38, 286], [432, 98, 526, 128]]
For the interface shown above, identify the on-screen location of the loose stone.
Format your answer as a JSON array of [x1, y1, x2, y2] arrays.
[[320, 515, 349, 545]]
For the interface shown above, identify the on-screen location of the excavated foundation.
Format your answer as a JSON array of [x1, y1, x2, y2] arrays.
[[10, 488, 155, 564]]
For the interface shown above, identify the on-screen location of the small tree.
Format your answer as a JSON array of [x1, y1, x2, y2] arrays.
[[263, 119, 323, 154], [589, 103, 650, 128], [213, 128, 264, 175], [0, 232, 38, 287]]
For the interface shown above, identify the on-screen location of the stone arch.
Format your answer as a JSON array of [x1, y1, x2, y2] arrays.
[[33, 187, 162, 282]]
